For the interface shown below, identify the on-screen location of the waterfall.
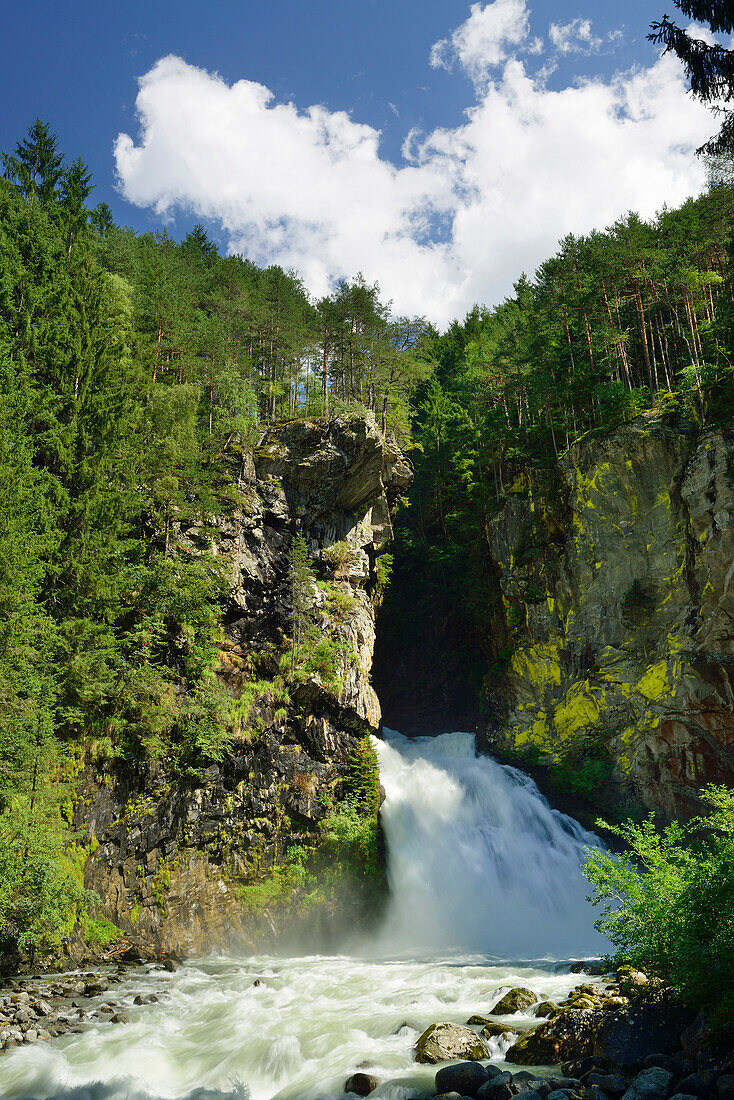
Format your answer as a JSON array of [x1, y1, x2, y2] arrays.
[[374, 729, 606, 959]]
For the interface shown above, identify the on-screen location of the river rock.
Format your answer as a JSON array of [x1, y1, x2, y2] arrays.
[[435, 1061, 489, 1097], [547, 1077, 583, 1092], [595, 993, 695, 1065], [616, 970, 650, 998], [477, 1072, 514, 1100], [513, 1072, 551, 1097], [717, 1077, 734, 1100], [506, 1005, 600, 1065], [415, 1023, 488, 1064], [345, 1072, 379, 1095], [587, 1074, 629, 1097], [477, 1022, 515, 1039], [620, 1068, 674, 1100], [492, 988, 538, 1014], [532, 1002, 557, 1018], [675, 1075, 708, 1098]]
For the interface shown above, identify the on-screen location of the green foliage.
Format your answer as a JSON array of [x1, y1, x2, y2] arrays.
[[236, 847, 311, 912], [621, 578, 659, 627], [323, 540, 356, 571], [584, 785, 734, 1019], [79, 911, 122, 951], [373, 553, 393, 605], [236, 737, 383, 917], [552, 741, 614, 799], [322, 736, 383, 881], [289, 534, 315, 673]]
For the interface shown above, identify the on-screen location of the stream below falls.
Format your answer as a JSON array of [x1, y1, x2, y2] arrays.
[[0, 730, 607, 1100]]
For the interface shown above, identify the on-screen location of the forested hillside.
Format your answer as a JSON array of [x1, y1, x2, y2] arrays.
[[0, 122, 428, 961], [376, 180, 734, 729]]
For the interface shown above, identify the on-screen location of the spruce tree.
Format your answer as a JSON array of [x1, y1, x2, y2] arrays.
[[1, 119, 64, 204], [650, 2, 734, 154]]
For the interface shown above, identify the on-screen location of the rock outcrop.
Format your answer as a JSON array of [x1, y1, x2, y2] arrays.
[[485, 409, 734, 819], [74, 416, 409, 958]]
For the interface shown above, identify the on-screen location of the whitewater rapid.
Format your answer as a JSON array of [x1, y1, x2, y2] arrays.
[[375, 730, 605, 958], [0, 731, 606, 1100]]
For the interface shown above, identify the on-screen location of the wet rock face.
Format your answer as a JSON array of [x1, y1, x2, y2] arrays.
[[75, 416, 408, 959], [487, 410, 734, 819]]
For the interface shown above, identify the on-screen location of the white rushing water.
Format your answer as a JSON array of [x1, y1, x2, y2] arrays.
[[0, 731, 605, 1100], [375, 730, 605, 959]]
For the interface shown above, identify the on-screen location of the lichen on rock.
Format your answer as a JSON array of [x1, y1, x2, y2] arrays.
[[486, 409, 734, 821]]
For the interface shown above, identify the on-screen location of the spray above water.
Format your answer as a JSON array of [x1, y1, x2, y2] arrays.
[[375, 729, 605, 959]]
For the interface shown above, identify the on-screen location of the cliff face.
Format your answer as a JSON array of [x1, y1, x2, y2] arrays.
[[75, 416, 410, 957], [486, 410, 734, 821]]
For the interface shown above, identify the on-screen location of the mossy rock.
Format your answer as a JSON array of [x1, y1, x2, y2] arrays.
[[492, 987, 538, 1014], [481, 1022, 517, 1039], [414, 1022, 488, 1064], [532, 1001, 558, 1018], [505, 1006, 601, 1065]]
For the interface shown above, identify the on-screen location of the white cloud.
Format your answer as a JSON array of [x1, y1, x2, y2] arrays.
[[549, 18, 602, 54], [114, 3, 716, 328], [430, 0, 532, 86]]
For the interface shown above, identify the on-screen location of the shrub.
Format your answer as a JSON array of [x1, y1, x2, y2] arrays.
[[584, 785, 734, 1020], [374, 553, 393, 605], [323, 541, 356, 571]]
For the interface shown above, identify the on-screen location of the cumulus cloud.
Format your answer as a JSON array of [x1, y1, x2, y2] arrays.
[[430, 0, 535, 86], [114, 2, 716, 327]]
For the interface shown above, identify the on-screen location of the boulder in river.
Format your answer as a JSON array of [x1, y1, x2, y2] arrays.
[[595, 992, 696, 1065], [615, 968, 650, 998], [481, 1021, 516, 1040], [619, 1067, 674, 1100], [505, 1005, 599, 1064], [477, 1071, 514, 1100], [435, 1061, 489, 1097], [345, 1072, 379, 1095], [415, 1022, 488, 1064], [532, 1001, 557, 1018], [492, 988, 538, 1014]]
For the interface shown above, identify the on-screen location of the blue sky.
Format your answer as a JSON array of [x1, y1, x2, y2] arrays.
[[1, 1, 719, 323]]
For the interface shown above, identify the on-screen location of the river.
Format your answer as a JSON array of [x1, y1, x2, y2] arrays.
[[0, 730, 606, 1100]]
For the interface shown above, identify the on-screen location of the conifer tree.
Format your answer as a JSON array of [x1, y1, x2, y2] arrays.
[[1, 119, 64, 203], [650, 2, 734, 154], [289, 534, 314, 672]]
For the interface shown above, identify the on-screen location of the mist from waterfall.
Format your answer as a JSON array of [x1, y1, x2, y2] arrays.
[[374, 729, 606, 959]]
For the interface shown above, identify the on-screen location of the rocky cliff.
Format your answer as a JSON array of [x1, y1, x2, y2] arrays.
[[74, 416, 410, 958], [485, 409, 734, 821]]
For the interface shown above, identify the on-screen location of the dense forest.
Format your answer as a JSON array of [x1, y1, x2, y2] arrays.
[[379, 173, 734, 721], [0, 121, 430, 957], [2, 115, 734, 963]]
